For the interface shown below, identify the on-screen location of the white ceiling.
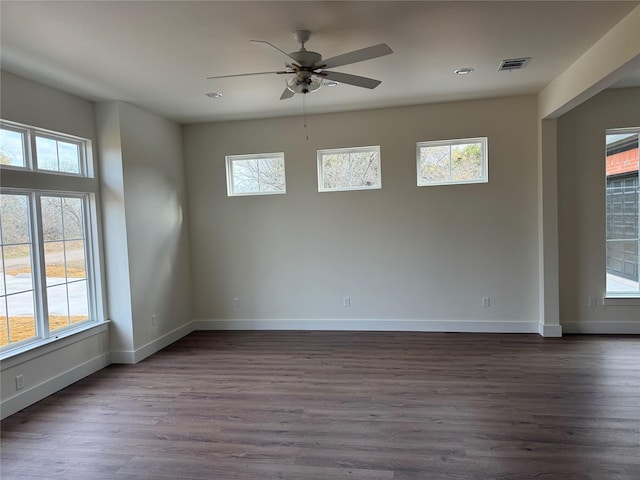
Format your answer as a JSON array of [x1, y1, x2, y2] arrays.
[[1, 1, 637, 124]]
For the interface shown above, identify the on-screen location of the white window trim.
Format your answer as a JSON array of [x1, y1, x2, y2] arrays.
[[1, 119, 93, 178], [317, 145, 382, 192], [1, 119, 104, 357], [416, 137, 488, 187], [225, 152, 286, 197], [0, 122, 31, 171]]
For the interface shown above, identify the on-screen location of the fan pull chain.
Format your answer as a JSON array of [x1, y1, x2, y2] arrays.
[[303, 94, 309, 140]]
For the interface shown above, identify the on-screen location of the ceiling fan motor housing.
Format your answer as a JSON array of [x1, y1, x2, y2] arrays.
[[289, 50, 322, 68]]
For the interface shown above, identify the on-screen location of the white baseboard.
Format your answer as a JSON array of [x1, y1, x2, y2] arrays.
[[192, 318, 540, 334], [538, 323, 563, 337], [562, 321, 640, 334], [1, 352, 110, 420], [111, 321, 195, 364]]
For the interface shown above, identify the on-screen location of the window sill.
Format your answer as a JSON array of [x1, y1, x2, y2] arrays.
[[602, 297, 640, 306], [0, 321, 110, 369]]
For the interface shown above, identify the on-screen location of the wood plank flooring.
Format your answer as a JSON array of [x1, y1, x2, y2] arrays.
[[1, 331, 639, 479]]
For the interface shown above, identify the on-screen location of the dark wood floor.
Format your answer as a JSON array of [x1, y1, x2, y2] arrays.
[[1, 331, 639, 480]]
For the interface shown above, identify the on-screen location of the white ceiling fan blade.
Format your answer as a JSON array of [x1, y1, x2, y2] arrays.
[[320, 43, 392, 69], [207, 70, 292, 80], [251, 40, 301, 67], [280, 87, 295, 100], [321, 71, 382, 89]]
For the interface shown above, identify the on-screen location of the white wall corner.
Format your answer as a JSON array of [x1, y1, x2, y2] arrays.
[[538, 118, 560, 331], [538, 322, 562, 337], [133, 321, 195, 363], [109, 349, 137, 364], [0, 352, 110, 420], [111, 321, 195, 364]]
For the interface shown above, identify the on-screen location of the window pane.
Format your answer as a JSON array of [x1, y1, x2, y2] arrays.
[[0, 194, 30, 244], [0, 128, 26, 168], [36, 137, 59, 171], [0, 296, 8, 347], [2, 245, 34, 295], [62, 198, 84, 240], [57, 141, 80, 174], [322, 153, 349, 189], [451, 142, 482, 181], [605, 131, 639, 294], [420, 145, 450, 183], [41, 196, 64, 242], [41, 195, 91, 329], [0, 192, 37, 348], [36, 136, 81, 174], [350, 151, 380, 188], [232, 158, 259, 193], [66, 240, 87, 280], [6, 291, 36, 344], [258, 157, 286, 193], [68, 279, 89, 325], [44, 241, 66, 286], [47, 284, 69, 331], [0, 247, 5, 297]]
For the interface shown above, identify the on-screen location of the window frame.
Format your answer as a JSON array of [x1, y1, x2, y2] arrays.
[[0, 122, 31, 171], [416, 137, 488, 187], [1, 120, 103, 358], [1, 119, 92, 178], [605, 127, 639, 298], [33, 131, 88, 177], [225, 152, 286, 197], [317, 145, 382, 193]]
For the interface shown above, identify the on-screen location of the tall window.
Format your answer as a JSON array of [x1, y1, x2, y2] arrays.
[[317, 146, 381, 192], [606, 129, 639, 296], [1, 120, 101, 354], [226, 152, 286, 196], [417, 137, 488, 186]]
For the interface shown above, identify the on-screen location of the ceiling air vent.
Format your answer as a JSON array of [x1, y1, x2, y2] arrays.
[[498, 57, 531, 71]]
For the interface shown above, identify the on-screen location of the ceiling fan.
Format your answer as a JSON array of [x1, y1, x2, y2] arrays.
[[207, 30, 393, 100]]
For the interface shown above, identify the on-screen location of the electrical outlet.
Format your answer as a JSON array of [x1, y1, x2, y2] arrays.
[[233, 297, 240, 308], [482, 297, 490, 308], [15, 375, 24, 391], [151, 313, 157, 325], [588, 296, 596, 307], [343, 297, 351, 307]]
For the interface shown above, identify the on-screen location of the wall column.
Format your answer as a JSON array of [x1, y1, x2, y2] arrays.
[[537, 118, 562, 336]]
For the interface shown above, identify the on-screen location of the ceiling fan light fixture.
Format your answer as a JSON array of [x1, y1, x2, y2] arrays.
[[286, 75, 322, 95]]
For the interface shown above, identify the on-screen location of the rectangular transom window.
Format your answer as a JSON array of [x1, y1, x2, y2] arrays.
[[317, 145, 381, 192], [417, 137, 488, 186], [0, 120, 89, 176], [226, 152, 286, 196], [605, 128, 639, 296]]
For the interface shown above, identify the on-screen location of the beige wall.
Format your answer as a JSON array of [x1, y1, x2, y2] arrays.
[[557, 87, 640, 331], [118, 102, 193, 351], [96, 101, 194, 360], [184, 96, 540, 329]]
